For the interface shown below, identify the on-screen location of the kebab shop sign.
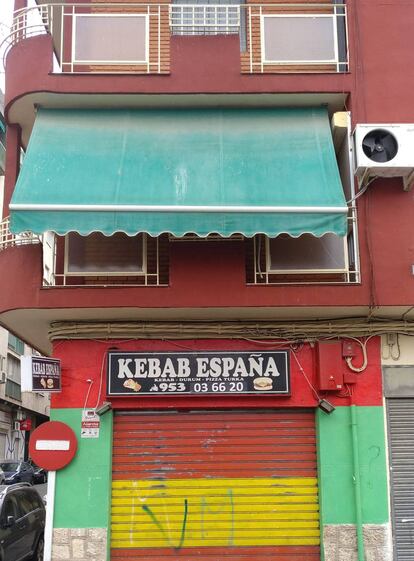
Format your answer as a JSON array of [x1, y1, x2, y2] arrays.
[[107, 351, 290, 396], [21, 356, 61, 393]]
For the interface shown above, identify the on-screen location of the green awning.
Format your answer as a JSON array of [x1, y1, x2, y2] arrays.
[[10, 107, 348, 237]]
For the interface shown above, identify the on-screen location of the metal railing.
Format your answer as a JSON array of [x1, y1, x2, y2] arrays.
[[0, 217, 40, 252], [2, 2, 348, 74]]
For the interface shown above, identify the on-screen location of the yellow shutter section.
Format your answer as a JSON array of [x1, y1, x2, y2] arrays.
[[111, 410, 320, 561]]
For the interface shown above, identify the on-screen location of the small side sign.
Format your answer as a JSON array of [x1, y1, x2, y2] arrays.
[[81, 410, 100, 439], [21, 356, 61, 393]]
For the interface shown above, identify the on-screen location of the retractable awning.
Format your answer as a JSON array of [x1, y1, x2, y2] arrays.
[[10, 107, 348, 237]]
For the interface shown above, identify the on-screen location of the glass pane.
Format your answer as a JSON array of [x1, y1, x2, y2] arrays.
[[268, 234, 346, 272], [5, 380, 21, 401], [7, 355, 21, 383], [67, 233, 144, 274], [263, 16, 335, 62], [74, 15, 147, 62], [171, 0, 240, 35]]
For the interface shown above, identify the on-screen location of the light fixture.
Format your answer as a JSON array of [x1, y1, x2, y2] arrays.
[[96, 402, 112, 416], [318, 399, 336, 415]]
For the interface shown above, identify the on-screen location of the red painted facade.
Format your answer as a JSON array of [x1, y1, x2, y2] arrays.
[[1, 1, 414, 323], [2, 0, 412, 414], [51, 338, 383, 410]]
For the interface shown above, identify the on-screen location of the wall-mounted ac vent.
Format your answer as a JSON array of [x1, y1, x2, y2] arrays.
[[353, 124, 414, 191]]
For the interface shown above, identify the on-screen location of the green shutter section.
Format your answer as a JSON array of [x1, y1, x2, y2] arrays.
[[10, 107, 347, 238], [317, 406, 389, 525], [50, 408, 113, 529]]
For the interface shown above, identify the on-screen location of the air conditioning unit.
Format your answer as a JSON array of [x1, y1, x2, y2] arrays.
[[353, 124, 414, 191]]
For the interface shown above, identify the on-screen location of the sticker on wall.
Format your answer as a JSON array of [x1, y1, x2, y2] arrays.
[[81, 410, 100, 439]]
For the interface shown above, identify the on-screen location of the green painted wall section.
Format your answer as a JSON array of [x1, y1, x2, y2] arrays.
[[317, 405, 389, 525], [51, 408, 113, 529]]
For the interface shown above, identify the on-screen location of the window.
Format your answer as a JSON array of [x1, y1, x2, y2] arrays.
[[73, 15, 148, 64], [6, 355, 21, 401], [1, 496, 18, 524], [65, 232, 145, 276], [267, 234, 347, 274], [246, 232, 358, 285], [5, 380, 21, 401], [48, 233, 169, 287], [15, 490, 41, 516], [0, 116, 5, 150], [171, 0, 241, 35], [7, 355, 21, 384], [8, 334, 24, 355], [262, 15, 337, 64]]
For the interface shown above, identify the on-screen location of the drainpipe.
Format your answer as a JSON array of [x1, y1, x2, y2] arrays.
[[351, 404, 365, 561]]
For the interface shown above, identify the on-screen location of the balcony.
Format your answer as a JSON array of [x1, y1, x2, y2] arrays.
[[0, 217, 40, 252], [5, 2, 348, 75]]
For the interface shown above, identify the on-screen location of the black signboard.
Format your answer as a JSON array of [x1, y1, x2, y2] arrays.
[[107, 351, 290, 396], [21, 356, 61, 393]]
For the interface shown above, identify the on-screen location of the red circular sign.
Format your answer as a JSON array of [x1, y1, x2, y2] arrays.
[[29, 421, 78, 471]]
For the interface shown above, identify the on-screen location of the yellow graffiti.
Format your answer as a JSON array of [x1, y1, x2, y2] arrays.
[[111, 477, 320, 549]]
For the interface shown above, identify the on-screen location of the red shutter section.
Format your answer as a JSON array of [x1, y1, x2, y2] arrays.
[[111, 410, 320, 561]]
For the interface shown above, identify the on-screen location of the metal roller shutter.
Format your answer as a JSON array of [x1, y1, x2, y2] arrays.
[[111, 410, 320, 561], [387, 399, 414, 561]]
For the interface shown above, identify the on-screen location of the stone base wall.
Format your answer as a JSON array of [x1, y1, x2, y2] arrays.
[[323, 524, 392, 561], [52, 524, 392, 561], [52, 528, 107, 561]]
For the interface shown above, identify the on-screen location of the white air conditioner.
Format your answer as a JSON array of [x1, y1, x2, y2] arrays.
[[353, 124, 414, 191]]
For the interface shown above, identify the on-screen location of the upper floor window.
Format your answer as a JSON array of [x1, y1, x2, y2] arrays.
[[44, 232, 169, 287], [6, 354, 22, 401], [262, 15, 338, 65], [171, 0, 241, 35], [267, 233, 347, 274], [246, 230, 358, 285], [66, 232, 145, 275], [8, 334, 24, 356], [73, 14, 148, 65]]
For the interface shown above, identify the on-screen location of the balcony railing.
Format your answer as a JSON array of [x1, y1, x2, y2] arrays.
[[3, 2, 348, 74], [0, 217, 40, 252]]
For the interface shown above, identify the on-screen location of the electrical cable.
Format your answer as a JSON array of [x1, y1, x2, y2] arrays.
[[346, 176, 377, 205], [290, 348, 321, 403], [343, 334, 379, 373], [93, 351, 108, 411], [82, 379, 94, 412]]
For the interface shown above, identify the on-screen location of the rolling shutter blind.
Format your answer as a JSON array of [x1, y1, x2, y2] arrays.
[[111, 410, 319, 560], [387, 400, 414, 561]]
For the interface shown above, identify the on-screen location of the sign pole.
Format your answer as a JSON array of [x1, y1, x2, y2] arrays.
[[29, 421, 78, 561], [44, 470, 56, 561]]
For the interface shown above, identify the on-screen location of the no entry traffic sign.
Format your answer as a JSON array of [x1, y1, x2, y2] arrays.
[[29, 421, 78, 471]]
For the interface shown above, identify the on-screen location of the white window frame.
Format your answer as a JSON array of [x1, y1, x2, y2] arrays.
[[265, 235, 349, 275], [72, 14, 149, 65], [64, 233, 148, 277], [260, 14, 339, 65]]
